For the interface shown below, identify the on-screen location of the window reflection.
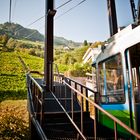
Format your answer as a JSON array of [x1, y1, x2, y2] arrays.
[[99, 54, 125, 103]]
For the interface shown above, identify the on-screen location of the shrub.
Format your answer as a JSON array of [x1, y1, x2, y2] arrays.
[[0, 100, 29, 140], [28, 48, 36, 56]]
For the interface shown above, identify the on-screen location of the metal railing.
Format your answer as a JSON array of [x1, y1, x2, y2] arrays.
[[53, 74, 97, 139], [61, 77, 140, 140], [27, 71, 140, 140], [50, 90, 87, 140], [26, 74, 47, 140]]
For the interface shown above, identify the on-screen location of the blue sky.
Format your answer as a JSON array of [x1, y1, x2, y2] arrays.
[[0, 0, 138, 42]]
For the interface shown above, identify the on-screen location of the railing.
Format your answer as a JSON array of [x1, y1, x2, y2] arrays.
[[50, 91, 87, 140], [26, 73, 47, 140], [27, 71, 140, 140], [61, 77, 140, 140], [52, 74, 98, 139]]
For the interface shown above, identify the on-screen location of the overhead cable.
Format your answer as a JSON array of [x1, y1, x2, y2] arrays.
[[20, 0, 87, 40], [23, 24, 44, 39], [56, 0, 73, 10], [14, 0, 73, 33], [55, 0, 86, 20], [24, 30, 37, 39], [12, 0, 18, 20]]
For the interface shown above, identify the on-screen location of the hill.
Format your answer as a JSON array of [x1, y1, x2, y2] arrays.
[[0, 22, 81, 47], [54, 36, 81, 47], [0, 22, 44, 41]]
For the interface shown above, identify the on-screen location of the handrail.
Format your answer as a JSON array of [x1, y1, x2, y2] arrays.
[[28, 74, 44, 93], [31, 117, 48, 140], [26, 74, 47, 140], [27, 73, 140, 139], [30, 70, 44, 76], [63, 80, 140, 139], [65, 76, 98, 94], [28, 85, 47, 140], [53, 63, 64, 83], [50, 90, 86, 140]]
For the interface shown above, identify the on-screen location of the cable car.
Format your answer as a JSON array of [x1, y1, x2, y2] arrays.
[[93, 24, 140, 135]]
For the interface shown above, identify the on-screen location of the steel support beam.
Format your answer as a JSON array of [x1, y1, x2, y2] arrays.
[[9, 0, 12, 23], [107, 0, 118, 36], [130, 0, 137, 22], [44, 0, 56, 91], [136, 0, 140, 24]]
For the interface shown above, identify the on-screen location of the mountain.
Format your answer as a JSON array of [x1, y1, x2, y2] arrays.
[[54, 36, 81, 47], [0, 22, 81, 47], [0, 22, 44, 41]]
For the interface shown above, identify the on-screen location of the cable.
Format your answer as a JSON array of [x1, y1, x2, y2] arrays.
[[55, 0, 86, 20], [24, 30, 37, 39], [14, 0, 73, 34], [18, 0, 87, 40], [24, 24, 44, 39], [26, 16, 45, 28], [15, 15, 45, 33], [56, 0, 73, 10], [12, 0, 18, 20]]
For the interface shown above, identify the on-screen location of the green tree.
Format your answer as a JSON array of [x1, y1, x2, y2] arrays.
[[7, 38, 16, 51], [73, 45, 89, 62], [28, 48, 36, 56], [91, 41, 104, 48], [83, 40, 88, 46], [1, 34, 9, 47]]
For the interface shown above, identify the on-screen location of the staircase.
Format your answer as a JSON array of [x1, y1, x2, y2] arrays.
[[44, 112, 94, 140], [42, 82, 94, 139], [27, 75, 140, 140]]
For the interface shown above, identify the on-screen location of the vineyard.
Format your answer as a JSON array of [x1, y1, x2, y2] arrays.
[[0, 51, 44, 101], [0, 51, 44, 139]]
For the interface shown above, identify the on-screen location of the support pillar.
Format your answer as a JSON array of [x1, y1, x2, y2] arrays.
[[44, 0, 56, 91], [107, 0, 118, 36]]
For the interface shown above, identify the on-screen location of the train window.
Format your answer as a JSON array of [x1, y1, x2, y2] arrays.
[[98, 53, 125, 104]]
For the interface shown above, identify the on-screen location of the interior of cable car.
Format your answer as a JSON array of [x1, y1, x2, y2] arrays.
[[125, 43, 140, 133]]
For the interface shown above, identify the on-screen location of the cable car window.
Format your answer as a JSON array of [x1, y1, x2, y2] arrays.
[[98, 53, 125, 104]]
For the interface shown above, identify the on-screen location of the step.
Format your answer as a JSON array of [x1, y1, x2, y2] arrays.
[[44, 112, 94, 139], [44, 111, 92, 123], [43, 98, 81, 112]]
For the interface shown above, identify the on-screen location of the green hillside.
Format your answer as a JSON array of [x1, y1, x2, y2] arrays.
[[0, 51, 44, 101], [0, 22, 81, 47], [0, 22, 44, 41]]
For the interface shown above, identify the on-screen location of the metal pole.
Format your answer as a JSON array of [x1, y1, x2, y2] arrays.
[[130, 0, 137, 22], [44, 0, 56, 91], [9, 0, 12, 23], [107, 0, 118, 36]]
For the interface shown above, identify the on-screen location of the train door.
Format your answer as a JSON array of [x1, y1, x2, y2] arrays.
[[125, 44, 140, 133]]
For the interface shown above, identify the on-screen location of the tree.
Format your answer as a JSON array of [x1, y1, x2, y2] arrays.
[[91, 41, 104, 48], [73, 45, 89, 62], [83, 40, 88, 46], [1, 34, 9, 47], [7, 38, 16, 51], [28, 48, 36, 56]]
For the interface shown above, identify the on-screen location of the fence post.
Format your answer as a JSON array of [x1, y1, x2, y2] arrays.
[[41, 84, 46, 128], [80, 86, 83, 133], [114, 122, 118, 140], [85, 88, 89, 112]]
